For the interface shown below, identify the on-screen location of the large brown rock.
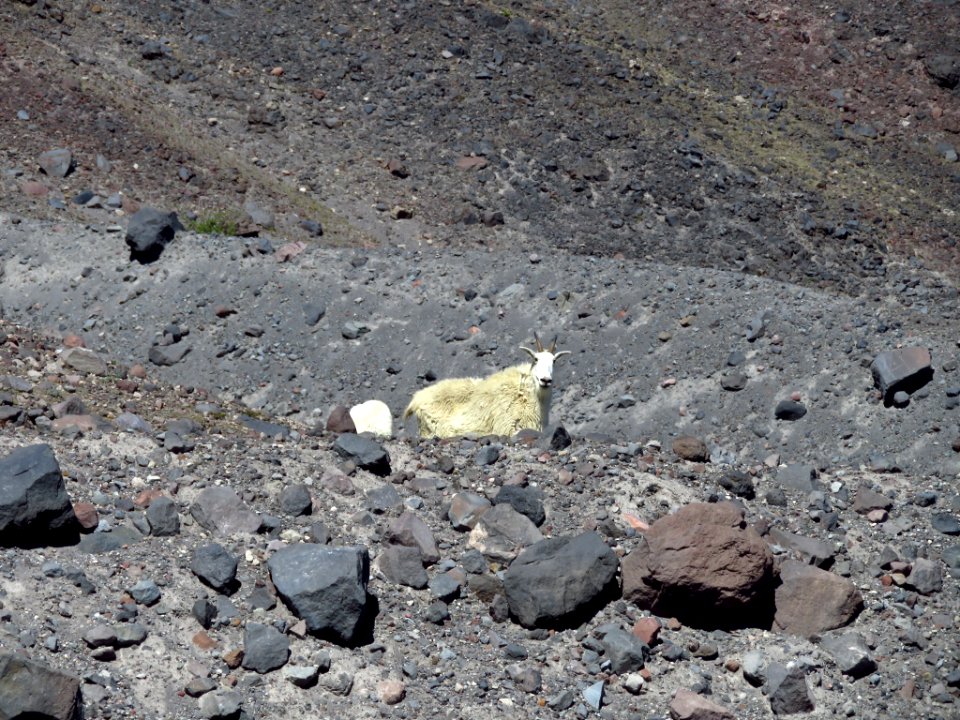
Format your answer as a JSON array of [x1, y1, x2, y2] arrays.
[[774, 560, 863, 638], [669, 688, 735, 720], [622, 502, 774, 628]]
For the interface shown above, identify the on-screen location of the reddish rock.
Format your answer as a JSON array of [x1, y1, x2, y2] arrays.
[[867, 508, 888, 523], [192, 631, 217, 650], [326, 405, 356, 433], [622, 502, 774, 627], [222, 649, 243, 669], [632, 617, 662, 645], [668, 688, 735, 720], [852, 487, 893, 514], [134, 489, 164, 508], [455, 156, 489, 171], [51, 415, 102, 433], [72, 502, 99, 532], [384, 512, 441, 564], [21, 180, 50, 197], [671, 436, 710, 462], [116, 379, 139, 393], [62, 334, 85, 348], [129, 364, 148, 379], [774, 560, 864, 638], [214, 305, 236, 318]]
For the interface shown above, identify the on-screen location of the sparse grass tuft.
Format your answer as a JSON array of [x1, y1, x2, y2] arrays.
[[187, 211, 241, 237]]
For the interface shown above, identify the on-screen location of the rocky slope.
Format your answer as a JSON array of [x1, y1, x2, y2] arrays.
[[0, 1, 959, 719]]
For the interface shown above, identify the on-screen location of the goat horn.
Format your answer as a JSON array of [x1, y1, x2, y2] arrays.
[[548, 335, 558, 352], [533, 332, 544, 352]]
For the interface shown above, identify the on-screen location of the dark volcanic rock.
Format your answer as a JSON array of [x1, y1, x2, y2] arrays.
[[621, 502, 774, 628], [191, 542, 240, 593], [279, 484, 312, 516], [767, 663, 815, 715], [384, 512, 440, 564], [267, 544, 375, 647], [0, 653, 82, 720], [0, 443, 79, 547], [820, 632, 877, 679], [377, 545, 428, 589], [774, 400, 807, 420], [145, 495, 180, 536], [503, 531, 619, 629], [38, 147, 73, 178], [871, 347, 933, 405], [190, 487, 261, 535], [242, 622, 290, 673], [333, 433, 391, 476], [125, 207, 184, 263], [493, 484, 546, 527], [599, 628, 649, 674]]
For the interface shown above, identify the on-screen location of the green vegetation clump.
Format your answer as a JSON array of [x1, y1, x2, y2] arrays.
[[187, 211, 241, 237]]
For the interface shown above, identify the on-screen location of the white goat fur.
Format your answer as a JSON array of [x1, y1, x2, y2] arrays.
[[403, 337, 570, 438], [349, 399, 393, 437]]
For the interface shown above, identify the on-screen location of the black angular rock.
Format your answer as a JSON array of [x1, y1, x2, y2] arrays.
[[871, 347, 933, 406], [333, 433, 391, 476], [599, 628, 649, 674], [0, 443, 79, 547], [766, 663, 814, 714], [378, 545, 428, 589], [125, 207, 184, 263], [192, 542, 240, 594], [279, 484, 312, 516], [820, 633, 877, 679], [493, 485, 546, 526], [504, 532, 619, 629], [267, 544, 375, 647], [774, 400, 807, 420], [0, 653, 82, 720], [146, 496, 180, 536]]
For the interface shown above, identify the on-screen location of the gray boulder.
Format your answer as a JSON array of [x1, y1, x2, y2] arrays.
[[242, 622, 290, 673], [766, 663, 814, 715], [599, 628, 648, 674], [38, 147, 73, 178], [871, 347, 933, 405], [268, 544, 375, 646], [146, 496, 180, 536], [0, 444, 79, 546], [493, 485, 546, 526], [820, 632, 877, 680], [0, 653, 82, 720], [333, 433, 391, 476], [504, 532, 619, 629], [125, 207, 184, 263], [190, 487, 261, 535], [191, 542, 240, 593]]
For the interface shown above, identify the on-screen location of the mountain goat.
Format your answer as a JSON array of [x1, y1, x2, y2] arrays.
[[403, 334, 570, 438]]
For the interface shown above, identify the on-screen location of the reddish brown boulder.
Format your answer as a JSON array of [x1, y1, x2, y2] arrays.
[[773, 560, 863, 638], [671, 435, 710, 462], [622, 502, 774, 627], [72, 502, 99, 532], [326, 405, 356, 433], [669, 688, 735, 720]]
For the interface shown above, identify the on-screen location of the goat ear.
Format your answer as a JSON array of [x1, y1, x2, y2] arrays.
[[520, 346, 537, 360], [553, 350, 571, 360]]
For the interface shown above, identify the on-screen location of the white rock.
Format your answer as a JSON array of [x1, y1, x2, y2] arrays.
[[349, 399, 393, 437]]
